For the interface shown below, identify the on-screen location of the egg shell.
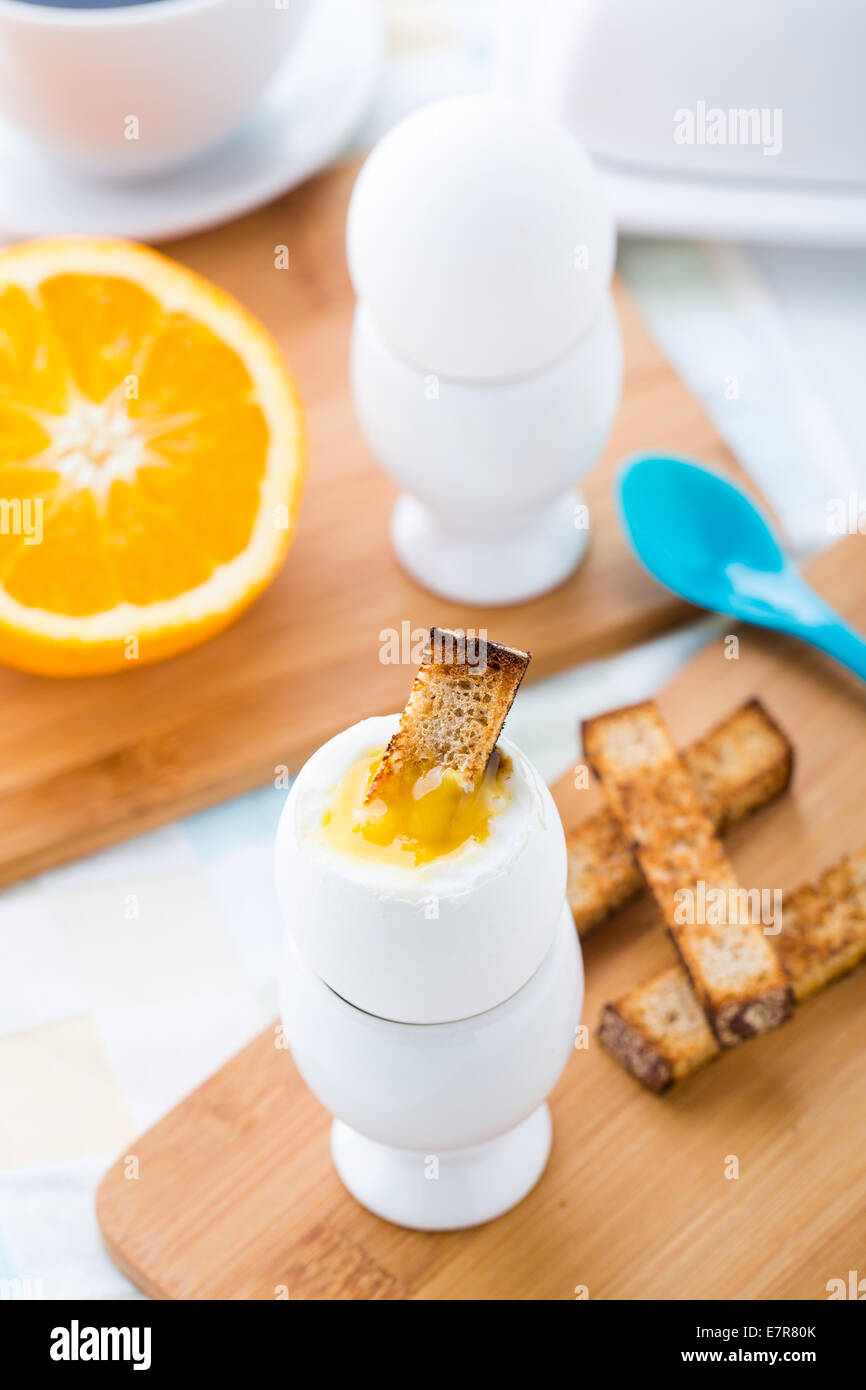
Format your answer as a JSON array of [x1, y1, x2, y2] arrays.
[[346, 94, 616, 383], [274, 715, 568, 1024]]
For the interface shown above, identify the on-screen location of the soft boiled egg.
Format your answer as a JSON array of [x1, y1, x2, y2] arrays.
[[320, 741, 512, 868], [274, 715, 568, 1024], [346, 94, 616, 383]]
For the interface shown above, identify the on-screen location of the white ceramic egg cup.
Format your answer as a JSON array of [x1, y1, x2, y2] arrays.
[[280, 905, 582, 1231], [346, 96, 622, 607], [351, 300, 622, 606], [275, 715, 583, 1230]]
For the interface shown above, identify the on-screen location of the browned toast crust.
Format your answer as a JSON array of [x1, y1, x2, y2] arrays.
[[567, 699, 793, 935], [778, 848, 866, 999], [598, 969, 720, 1094], [365, 628, 530, 803], [582, 701, 793, 1046], [599, 847, 866, 1090]]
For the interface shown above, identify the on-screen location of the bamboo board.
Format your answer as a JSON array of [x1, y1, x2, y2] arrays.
[[0, 159, 750, 888], [97, 535, 866, 1300]]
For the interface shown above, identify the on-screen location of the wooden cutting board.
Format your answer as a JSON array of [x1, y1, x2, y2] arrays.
[[97, 534, 866, 1301], [0, 159, 751, 889]]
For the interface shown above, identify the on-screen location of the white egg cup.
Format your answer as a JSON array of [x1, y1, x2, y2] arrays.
[[275, 715, 584, 1229], [351, 300, 622, 606], [280, 904, 582, 1231], [346, 95, 622, 606]]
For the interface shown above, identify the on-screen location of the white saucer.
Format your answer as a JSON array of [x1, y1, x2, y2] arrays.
[[0, 0, 384, 245], [600, 160, 866, 249]]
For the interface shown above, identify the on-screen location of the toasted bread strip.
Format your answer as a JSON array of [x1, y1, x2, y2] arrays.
[[365, 628, 530, 803], [568, 700, 792, 935], [599, 847, 866, 1091], [583, 701, 793, 1046], [599, 967, 718, 1092], [777, 848, 866, 1000]]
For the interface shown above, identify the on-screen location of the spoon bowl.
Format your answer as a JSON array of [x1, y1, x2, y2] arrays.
[[617, 453, 866, 683], [618, 454, 787, 609]]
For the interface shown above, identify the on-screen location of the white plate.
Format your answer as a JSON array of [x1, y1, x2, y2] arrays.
[[0, 0, 384, 244], [600, 160, 866, 249]]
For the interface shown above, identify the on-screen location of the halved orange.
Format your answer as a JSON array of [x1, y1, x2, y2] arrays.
[[0, 238, 306, 676]]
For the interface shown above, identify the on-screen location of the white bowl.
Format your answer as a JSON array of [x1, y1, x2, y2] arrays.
[[0, 0, 312, 177]]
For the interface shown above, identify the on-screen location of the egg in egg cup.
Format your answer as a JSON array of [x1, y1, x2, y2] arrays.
[[276, 631, 583, 1229]]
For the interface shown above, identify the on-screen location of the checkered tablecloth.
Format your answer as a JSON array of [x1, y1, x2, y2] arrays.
[[2, 1, 864, 1301]]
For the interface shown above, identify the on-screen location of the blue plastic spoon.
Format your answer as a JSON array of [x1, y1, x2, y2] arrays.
[[617, 453, 866, 683]]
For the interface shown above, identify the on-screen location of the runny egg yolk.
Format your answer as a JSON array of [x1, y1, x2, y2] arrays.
[[320, 747, 512, 867]]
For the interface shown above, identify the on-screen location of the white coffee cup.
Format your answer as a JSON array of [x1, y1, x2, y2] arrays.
[[0, 0, 313, 178]]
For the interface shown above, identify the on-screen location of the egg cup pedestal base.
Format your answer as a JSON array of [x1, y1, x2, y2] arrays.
[[331, 1103, 552, 1231], [390, 491, 590, 606]]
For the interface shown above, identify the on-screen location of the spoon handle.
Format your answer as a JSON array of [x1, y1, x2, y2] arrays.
[[799, 610, 866, 683], [732, 573, 866, 685]]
